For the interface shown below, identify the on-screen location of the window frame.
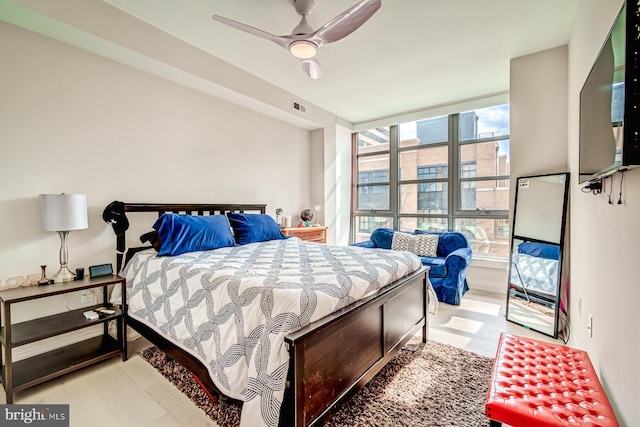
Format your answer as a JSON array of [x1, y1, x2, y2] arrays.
[[352, 129, 396, 219], [351, 106, 510, 259], [454, 119, 511, 217]]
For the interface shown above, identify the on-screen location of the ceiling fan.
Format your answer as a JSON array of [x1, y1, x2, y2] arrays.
[[212, 0, 381, 79]]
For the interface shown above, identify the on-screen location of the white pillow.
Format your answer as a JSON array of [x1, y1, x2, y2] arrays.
[[391, 232, 438, 257]]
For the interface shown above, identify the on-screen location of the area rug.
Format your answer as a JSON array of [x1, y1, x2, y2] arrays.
[[142, 338, 494, 427]]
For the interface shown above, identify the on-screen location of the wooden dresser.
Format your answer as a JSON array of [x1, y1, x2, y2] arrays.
[[281, 226, 327, 243]]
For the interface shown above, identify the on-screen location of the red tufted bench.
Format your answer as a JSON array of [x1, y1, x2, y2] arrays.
[[485, 333, 619, 427]]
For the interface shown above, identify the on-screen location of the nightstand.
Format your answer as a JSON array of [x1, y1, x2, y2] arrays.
[[281, 226, 327, 243], [0, 275, 127, 403]]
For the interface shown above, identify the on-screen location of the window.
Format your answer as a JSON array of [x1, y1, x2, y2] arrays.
[[356, 216, 393, 236], [460, 162, 477, 209], [353, 127, 392, 243], [358, 169, 389, 210], [359, 170, 389, 183], [494, 218, 509, 239], [352, 104, 510, 259], [455, 104, 510, 257], [417, 165, 447, 212]]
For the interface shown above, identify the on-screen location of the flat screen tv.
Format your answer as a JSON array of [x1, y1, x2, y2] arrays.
[[579, 2, 640, 184]]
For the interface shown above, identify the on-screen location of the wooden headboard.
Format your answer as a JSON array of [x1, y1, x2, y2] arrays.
[[116, 203, 267, 272]]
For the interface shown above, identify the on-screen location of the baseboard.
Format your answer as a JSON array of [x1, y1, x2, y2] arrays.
[[469, 279, 507, 294], [467, 259, 508, 294]]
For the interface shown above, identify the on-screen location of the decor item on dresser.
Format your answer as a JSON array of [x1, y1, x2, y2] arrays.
[[352, 228, 472, 305], [39, 193, 88, 283], [299, 208, 314, 227], [313, 204, 322, 226], [0, 273, 43, 289], [38, 265, 51, 285], [109, 202, 428, 427]]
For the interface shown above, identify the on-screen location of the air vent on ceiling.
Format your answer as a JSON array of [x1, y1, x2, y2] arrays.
[[292, 100, 307, 113]]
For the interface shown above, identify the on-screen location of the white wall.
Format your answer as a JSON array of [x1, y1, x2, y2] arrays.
[[468, 45, 569, 294], [569, 1, 639, 424], [331, 123, 353, 246], [510, 45, 569, 190], [0, 21, 311, 292]]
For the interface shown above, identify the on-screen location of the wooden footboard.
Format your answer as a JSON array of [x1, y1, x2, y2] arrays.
[[282, 267, 428, 427], [126, 267, 428, 427]]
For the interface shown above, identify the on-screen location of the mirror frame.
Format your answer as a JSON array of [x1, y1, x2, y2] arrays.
[[505, 172, 570, 338]]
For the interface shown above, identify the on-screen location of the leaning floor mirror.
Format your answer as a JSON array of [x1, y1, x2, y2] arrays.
[[506, 172, 569, 338]]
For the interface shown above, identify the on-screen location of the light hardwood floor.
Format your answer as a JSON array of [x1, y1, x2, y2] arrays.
[[2, 289, 561, 426], [429, 288, 562, 359]]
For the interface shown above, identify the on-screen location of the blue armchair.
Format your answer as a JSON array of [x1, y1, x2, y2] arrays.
[[352, 228, 472, 305]]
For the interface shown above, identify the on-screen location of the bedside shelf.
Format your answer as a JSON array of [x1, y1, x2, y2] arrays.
[[0, 305, 122, 347], [0, 335, 121, 392], [0, 275, 127, 403]]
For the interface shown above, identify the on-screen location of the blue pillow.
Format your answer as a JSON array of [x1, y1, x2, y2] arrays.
[[227, 212, 287, 245], [517, 241, 559, 260], [153, 214, 236, 257], [370, 228, 400, 249]]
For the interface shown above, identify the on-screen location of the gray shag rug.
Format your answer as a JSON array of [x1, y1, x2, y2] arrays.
[[142, 338, 494, 427]]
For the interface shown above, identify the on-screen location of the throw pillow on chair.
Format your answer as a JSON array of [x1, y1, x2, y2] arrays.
[[391, 233, 438, 257]]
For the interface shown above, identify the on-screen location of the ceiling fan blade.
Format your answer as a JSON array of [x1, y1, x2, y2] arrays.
[[310, 0, 381, 45], [212, 15, 290, 50], [301, 58, 322, 79]]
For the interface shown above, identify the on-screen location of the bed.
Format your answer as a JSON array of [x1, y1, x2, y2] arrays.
[[509, 241, 559, 304], [111, 203, 429, 427]]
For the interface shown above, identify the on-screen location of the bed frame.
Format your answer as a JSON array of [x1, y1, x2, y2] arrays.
[[117, 203, 428, 427]]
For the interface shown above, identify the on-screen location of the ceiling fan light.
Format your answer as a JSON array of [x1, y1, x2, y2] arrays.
[[289, 41, 317, 59]]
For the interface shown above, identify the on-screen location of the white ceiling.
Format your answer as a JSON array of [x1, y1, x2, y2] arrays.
[[5, 0, 578, 125]]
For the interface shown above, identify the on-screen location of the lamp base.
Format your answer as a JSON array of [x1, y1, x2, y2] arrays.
[[52, 266, 76, 283]]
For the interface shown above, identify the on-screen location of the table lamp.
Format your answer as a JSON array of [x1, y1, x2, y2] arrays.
[[40, 194, 88, 283]]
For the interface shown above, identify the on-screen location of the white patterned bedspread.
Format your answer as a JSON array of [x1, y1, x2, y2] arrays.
[[510, 253, 558, 297], [121, 238, 421, 427]]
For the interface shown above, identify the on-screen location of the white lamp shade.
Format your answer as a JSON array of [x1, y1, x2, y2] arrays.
[[40, 194, 88, 231]]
